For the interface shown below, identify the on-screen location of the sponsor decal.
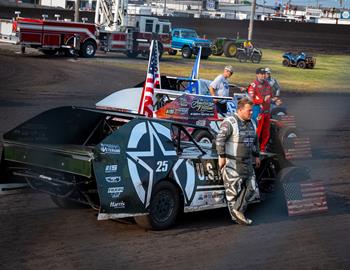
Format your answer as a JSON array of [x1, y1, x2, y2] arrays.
[[110, 201, 126, 209], [100, 143, 121, 154], [176, 108, 189, 115], [166, 109, 175, 115], [105, 176, 121, 183], [108, 187, 124, 198], [191, 98, 214, 112], [195, 162, 220, 182], [195, 119, 206, 126], [105, 164, 118, 173]]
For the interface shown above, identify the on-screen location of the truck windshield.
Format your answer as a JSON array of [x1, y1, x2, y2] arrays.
[[182, 30, 198, 38]]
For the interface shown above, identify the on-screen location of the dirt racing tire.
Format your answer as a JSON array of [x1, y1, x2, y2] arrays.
[[50, 195, 88, 209], [182, 46, 192, 58], [40, 49, 57, 56], [134, 181, 180, 230], [168, 49, 177, 55], [278, 166, 310, 183], [271, 107, 287, 119], [192, 129, 214, 144], [297, 61, 306, 69], [282, 59, 290, 67], [80, 40, 96, 58], [279, 127, 299, 150], [251, 52, 261, 63], [223, 41, 237, 58]]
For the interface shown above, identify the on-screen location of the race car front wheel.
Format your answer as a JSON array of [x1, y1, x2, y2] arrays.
[[134, 181, 180, 230]]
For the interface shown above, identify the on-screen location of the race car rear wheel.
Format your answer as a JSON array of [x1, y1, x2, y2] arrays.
[[192, 129, 214, 144], [134, 181, 180, 230]]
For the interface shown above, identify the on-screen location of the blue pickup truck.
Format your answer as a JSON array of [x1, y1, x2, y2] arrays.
[[169, 28, 212, 59]]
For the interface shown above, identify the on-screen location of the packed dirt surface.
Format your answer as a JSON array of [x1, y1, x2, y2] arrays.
[[0, 46, 349, 270]]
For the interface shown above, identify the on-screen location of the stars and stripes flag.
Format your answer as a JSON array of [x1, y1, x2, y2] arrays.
[[138, 40, 161, 117], [283, 181, 328, 216]]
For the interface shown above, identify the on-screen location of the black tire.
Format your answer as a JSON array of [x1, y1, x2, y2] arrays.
[[282, 59, 290, 67], [80, 40, 96, 58], [134, 181, 180, 230], [278, 166, 310, 183], [50, 195, 88, 209], [41, 49, 57, 56], [237, 51, 246, 62], [279, 127, 299, 150], [168, 49, 177, 55], [182, 46, 192, 58], [126, 51, 139, 58], [297, 61, 306, 69], [211, 44, 223, 56], [251, 52, 261, 63], [223, 41, 237, 57], [271, 106, 287, 119], [192, 129, 214, 144]]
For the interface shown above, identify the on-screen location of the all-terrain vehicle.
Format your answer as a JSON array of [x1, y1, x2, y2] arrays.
[[236, 47, 262, 63], [282, 52, 316, 69]]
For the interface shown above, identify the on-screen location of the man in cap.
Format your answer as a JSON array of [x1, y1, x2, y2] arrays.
[[209, 65, 234, 114], [248, 68, 273, 152], [216, 97, 261, 225], [265, 68, 282, 97]]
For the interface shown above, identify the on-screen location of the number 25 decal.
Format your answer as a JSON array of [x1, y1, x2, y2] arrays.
[[156, 161, 168, 172]]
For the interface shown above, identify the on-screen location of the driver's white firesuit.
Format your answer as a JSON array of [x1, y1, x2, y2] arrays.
[[216, 113, 260, 219], [266, 77, 281, 97]]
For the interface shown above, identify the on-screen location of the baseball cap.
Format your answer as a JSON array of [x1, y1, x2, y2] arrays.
[[224, 65, 234, 73], [265, 67, 271, 73], [256, 67, 266, 74]]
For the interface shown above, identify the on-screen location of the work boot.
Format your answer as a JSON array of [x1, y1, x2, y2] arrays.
[[232, 209, 253, 225]]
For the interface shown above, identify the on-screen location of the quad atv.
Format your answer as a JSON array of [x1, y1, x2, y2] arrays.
[[236, 47, 262, 63], [282, 52, 316, 69]]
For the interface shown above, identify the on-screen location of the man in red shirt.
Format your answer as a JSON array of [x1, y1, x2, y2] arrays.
[[248, 68, 273, 152]]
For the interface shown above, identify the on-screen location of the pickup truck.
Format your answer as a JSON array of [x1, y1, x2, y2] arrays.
[[169, 28, 212, 59]]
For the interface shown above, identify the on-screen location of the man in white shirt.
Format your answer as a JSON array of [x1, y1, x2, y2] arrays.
[[209, 65, 233, 114]]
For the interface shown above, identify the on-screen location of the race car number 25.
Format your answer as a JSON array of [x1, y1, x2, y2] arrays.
[[156, 161, 168, 172]]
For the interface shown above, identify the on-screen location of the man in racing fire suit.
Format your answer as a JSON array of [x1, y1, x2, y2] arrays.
[[265, 68, 281, 97], [248, 68, 273, 152], [216, 98, 261, 225]]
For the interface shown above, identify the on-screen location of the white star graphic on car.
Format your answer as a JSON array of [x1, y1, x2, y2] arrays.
[[126, 121, 176, 207]]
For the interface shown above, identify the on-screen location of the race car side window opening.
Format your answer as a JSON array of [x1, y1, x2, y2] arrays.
[[170, 125, 206, 156]]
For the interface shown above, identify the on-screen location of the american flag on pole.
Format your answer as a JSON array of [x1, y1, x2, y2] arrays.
[[283, 181, 328, 216], [138, 40, 161, 117]]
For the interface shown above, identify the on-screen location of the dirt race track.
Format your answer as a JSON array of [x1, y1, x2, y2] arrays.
[[0, 45, 349, 270]]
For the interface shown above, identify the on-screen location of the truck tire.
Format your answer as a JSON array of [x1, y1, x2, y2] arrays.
[[297, 61, 306, 69], [168, 49, 177, 55], [211, 44, 223, 56], [126, 51, 139, 58], [41, 49, 57, 56], [134, 181, 180, 230], [182, 46, 192, 58], [80, 40, 96, 58], [282, 59, 290, 67], [223, 41, 237, 58]]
